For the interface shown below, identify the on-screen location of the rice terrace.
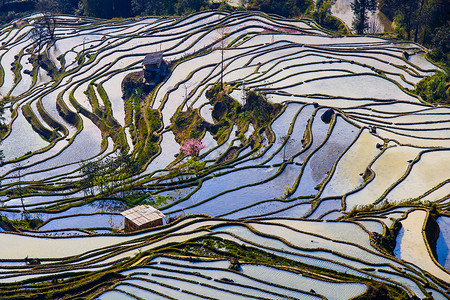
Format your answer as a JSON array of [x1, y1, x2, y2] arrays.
[[0, 1, 449, 299]]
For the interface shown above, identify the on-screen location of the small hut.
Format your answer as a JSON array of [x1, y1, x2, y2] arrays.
[[142, 52, 168, 87], [121, 205, 165, 233]]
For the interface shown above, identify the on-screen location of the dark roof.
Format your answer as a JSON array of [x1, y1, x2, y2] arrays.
[[143, 52, 164, 68], [121, 205, 165, 226]]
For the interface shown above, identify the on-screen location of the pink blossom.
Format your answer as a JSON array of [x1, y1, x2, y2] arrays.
[[180, 139, 205, 156]]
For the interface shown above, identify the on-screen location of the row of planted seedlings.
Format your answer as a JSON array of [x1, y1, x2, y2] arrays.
[[0, 12, 180, 217], [118, 225, 416, 299], [348, 203, 450, 275], [7, 10, 304, 186], [0, 215, 224, 298], [151, 32, 370, 216], [158, 82, 302, 217], [100, 255, 328, 300], [0, 9, 444, 223], [208, 219, 447, 298], [234, 35, 432, 98], [163, 102, 349, 218]]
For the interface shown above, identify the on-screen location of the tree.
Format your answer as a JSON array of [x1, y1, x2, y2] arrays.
[[246, 0, 314, 18], [83, 0, 131, 18], [279, 135, 296, 162], [80, 151, 137, 195], [216, 24, 229, 90], [393, 0, 417, 39], [351, 0, 377, 34], [180, 139, 205, 157], [0, 99, 5, 165], [30, 25, 47, 61], [367, 16, 382, 34], [56, 0, 80, 14], [313, 0, 333, 25], [35, 0, 60, 42]]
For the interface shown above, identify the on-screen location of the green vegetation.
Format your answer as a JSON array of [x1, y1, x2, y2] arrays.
[[246, 0, 314, 17], [311, 0, 349, 34], [379, 0, 449, 104], [414, 69, 449, 105], [79, 152, 138, 195], [22, 103, 60, 142], [171, 84, 281, 156], [370, 219, 401, 255], [351, 0, 377, 34], [172, 108, 206, 143], [10, 215, 44, 230], [161, 237, 409, 300], [83, 0, 132, 18], [0, 6, 447, 300], [353, 280, 409, 300]]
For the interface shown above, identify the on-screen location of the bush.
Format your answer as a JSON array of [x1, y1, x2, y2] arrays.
[[414, 70, 450, 105]]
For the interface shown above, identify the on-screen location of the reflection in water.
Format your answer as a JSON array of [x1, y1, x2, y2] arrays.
[[331, 0, 385, 33]]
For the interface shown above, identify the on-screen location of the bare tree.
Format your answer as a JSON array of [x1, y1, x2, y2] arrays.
[[216, 24, 229, 90], [30, 26, 47, 61], [279, 135, 296, 162], [14, 163, 26, 213], [367, 15, 382, 34], [35, 0, 60, 42], [351, 0, 377, 34]]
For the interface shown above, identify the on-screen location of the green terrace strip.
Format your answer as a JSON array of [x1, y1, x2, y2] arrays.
[[0, 9, 448, 299]]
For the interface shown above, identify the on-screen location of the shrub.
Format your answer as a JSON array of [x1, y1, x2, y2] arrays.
[[180, 138, 205, 157]]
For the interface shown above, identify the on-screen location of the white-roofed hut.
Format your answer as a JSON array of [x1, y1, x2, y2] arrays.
[[121, 205, 165, 233]]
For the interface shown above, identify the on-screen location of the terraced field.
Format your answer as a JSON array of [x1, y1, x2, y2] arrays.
[[0, 10, 449, 299]]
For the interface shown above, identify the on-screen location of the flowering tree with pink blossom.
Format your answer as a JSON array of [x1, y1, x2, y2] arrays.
[[180, 138, 205, 157]]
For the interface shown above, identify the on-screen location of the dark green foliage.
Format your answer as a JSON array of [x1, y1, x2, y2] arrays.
[[56, 0, 80, 14], [246, 0, 314, 18], [34, 0, 60, 42], [312, 0, 349, 34], [131, 0, 209, 16], [244, 90, 280, 128], [429, 21, 450, 63], [370, 220, 401, 255], [379, 0, 449, 104], [0, 1, 35, 25], [353, 281, 409, 300], [11, 216, 44, 230], [121, 71, 145, 100], [350, 0, 377, 34], [123, 192, 150, 207], [0, 216, 18, 232], [83, 0, 131, 18], [414, 70, 450, 104], [79, 151, 138, 195], [380, 0, 449, 53], [171, 108, 207, 143]]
